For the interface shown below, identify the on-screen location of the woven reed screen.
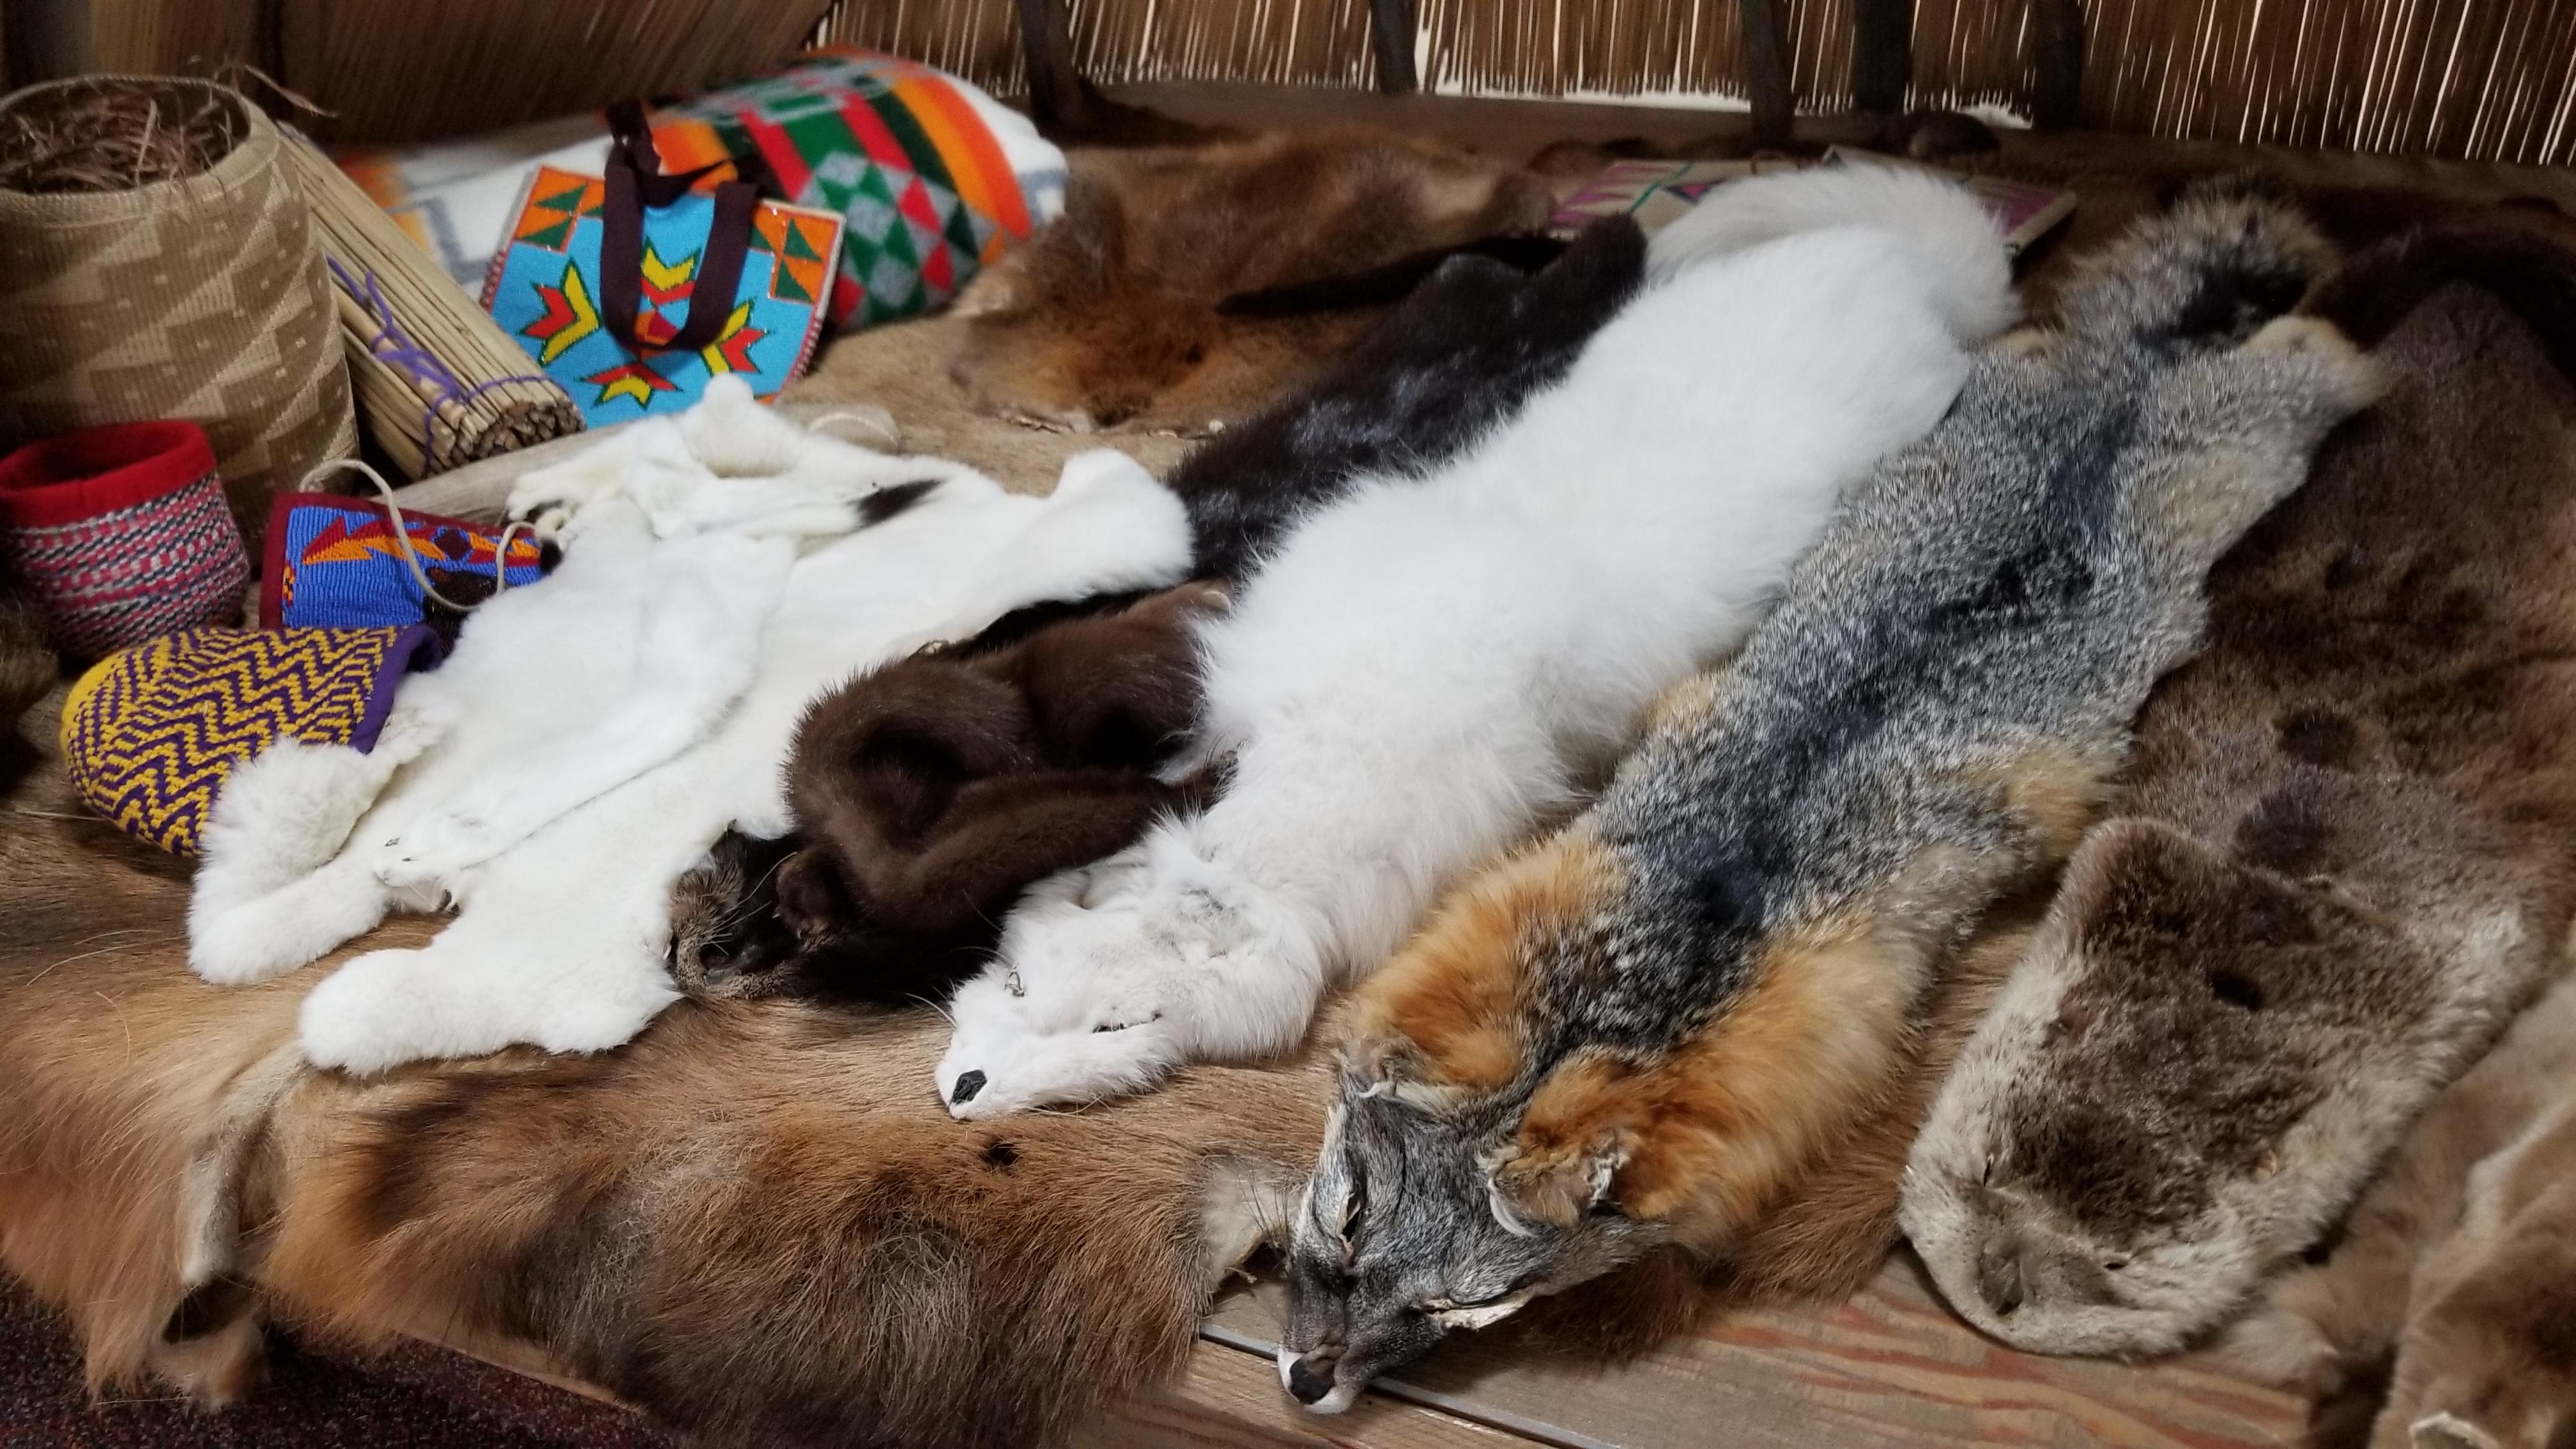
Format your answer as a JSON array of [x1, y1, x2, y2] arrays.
[[826, 0, 2576, 165], [58, 0, 2576, 164]]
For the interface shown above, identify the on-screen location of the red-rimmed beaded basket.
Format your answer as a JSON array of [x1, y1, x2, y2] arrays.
[[0, 420, 250, 658]]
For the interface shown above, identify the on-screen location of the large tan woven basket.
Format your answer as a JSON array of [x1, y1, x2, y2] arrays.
[[0, 76, 357, 544]]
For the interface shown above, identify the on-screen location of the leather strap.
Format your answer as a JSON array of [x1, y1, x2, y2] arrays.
[[597, 100, 763, 353]]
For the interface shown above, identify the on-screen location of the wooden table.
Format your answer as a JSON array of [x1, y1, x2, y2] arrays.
[[1084, 1262, 2301, 1447]]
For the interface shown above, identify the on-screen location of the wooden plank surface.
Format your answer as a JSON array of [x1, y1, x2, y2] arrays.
[[1081, 1338, 1532, 1449], [1200, 1259, 2301, 1448]]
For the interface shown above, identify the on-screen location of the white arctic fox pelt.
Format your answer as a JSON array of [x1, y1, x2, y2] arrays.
[[934, 163, 2019, 1119], [188, 378, 1193, 1073]]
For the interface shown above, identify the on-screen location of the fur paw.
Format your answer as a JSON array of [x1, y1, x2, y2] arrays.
[[935, 889, 1197, 1117], [935, 845, 1326, 1118], [2246, 314, 2385, 411], [302, 942, 677, 1073], [369, 802, 506, 891], [936, 999, 1183, 1120], [146, 1303, 267, 1407]]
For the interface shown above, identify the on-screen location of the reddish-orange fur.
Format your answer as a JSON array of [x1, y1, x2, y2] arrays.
[[1358, 814, 2041, 1296]]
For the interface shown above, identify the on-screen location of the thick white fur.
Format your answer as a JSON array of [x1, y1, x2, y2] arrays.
[[190, 379, 1193, 1071], [1645, 160, 2018, 344], [935, 167, 2020, 1119]]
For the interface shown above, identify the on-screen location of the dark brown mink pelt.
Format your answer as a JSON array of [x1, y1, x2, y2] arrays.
[[671, 582, 1225, 1004]]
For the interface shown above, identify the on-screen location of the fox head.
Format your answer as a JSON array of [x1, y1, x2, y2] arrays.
[[1278, 1048, 1669, 1411]]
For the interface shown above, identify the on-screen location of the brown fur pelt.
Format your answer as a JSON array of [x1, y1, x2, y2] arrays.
[[2218, 967, 2576, 1449], [0, 786, 1330, 1445], [675, 582, 1227, 1004], [1901, 215, 2576, 1360], [0, 570, 57, 788], [3, 729, 2032, 1446], [946, 127, 1559, 435]]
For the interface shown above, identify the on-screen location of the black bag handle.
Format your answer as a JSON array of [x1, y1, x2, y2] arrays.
[[598, 100, 768, 353]]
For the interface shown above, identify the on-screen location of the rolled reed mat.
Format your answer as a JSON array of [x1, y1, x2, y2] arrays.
[[0, 75, 358, 546], [283, 135, 583, 479]]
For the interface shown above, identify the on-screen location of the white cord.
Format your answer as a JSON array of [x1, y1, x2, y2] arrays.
[[802, 409, 901, 449], [296, 458, 529, 614]]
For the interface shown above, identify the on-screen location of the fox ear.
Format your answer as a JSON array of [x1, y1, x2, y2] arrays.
[[1340, 1034, 1465, 1113], [1483, 1135, 1629, 1235], [951, 266, 1031, 319], [772, 850, 846, 941]]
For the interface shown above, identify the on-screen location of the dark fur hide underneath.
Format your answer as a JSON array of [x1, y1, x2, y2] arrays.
[[1903, 220, 2576, 1358], [945, 127, 1562, 434], [0, 571, 56, 788], [675, 582, 1225, 1004], [1167, 215, 1645, 582]]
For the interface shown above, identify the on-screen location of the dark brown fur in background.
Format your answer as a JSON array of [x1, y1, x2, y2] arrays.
[[946, 128, 1561, 434], [2202, 219, 2576, 1443]]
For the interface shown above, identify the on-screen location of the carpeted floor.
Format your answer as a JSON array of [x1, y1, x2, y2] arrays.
[[0, 1279, 670, 1448]]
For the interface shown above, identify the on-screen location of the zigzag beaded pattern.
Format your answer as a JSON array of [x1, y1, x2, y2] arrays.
[[64, 626, 408, 856], [4, 475, 248, 657]]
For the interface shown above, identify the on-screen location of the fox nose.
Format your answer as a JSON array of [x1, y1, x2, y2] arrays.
[[950, 1070, 986, 1105], [1978, 1235, 2027, 1317], [1286, 1350, 1340, 1405]]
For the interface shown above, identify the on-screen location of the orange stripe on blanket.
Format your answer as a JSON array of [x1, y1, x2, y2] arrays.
[[646, 118, 739, 184], [887, 74, 1032, 248]]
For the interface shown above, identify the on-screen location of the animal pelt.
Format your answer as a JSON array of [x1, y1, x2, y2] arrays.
[[1901, 221, 2576, 1360], [0, 567, 56, 787], [187, 381, 1193, 1073], [1165, 214, 1646, 583], [670, 223, 1650, 1004], [1276, 180, 2378, 1411], [2216, 968, 2576, 1449], [944, 126, 1563, 435], [677, 581, 1227, 1004], [937, 163, 2021, 1121], [0, 808, 1326, 1449], [0, 786, 2037, 1449]]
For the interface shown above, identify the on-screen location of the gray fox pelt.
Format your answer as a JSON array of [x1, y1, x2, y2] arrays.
[[1903, 217, 2576, 1370], [1276, 181, 2380, 1411]]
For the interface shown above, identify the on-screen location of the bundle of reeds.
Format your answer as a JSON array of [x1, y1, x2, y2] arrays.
[[281, 134, 581, 479]]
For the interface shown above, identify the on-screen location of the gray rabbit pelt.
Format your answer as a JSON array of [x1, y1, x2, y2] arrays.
[[1903, 218, 2576, 1363], [1276, 181, 2379, 1412]]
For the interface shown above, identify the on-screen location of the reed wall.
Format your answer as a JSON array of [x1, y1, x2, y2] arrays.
[[39, 0, 2576, 164]]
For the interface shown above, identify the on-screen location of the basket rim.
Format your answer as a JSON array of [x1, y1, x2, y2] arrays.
[[0, 75, 275, 220]]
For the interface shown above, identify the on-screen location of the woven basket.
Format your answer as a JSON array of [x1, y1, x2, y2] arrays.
[[0, 76, 358, 547]]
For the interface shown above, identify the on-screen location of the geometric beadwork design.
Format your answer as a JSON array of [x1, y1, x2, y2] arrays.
[[482, 165, 841, 424], [657, 47, 1041, 330], [261, 493, 548, 631], [58, 624, 443, 856]]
